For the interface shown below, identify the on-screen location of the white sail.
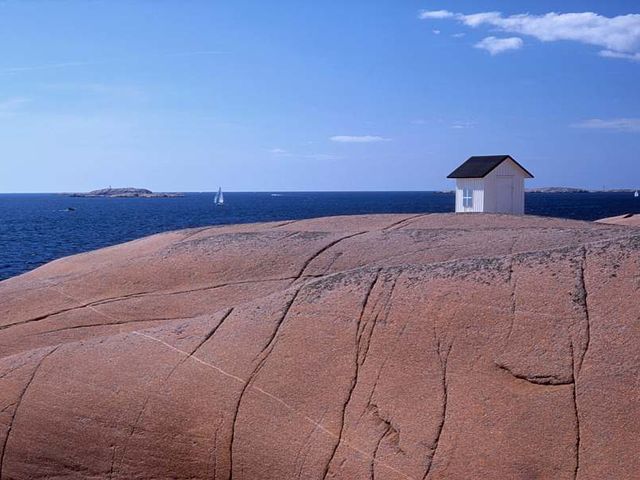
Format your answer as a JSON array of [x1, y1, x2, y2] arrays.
[[214, 187, 224, 205], [635, 190, 639, 198]]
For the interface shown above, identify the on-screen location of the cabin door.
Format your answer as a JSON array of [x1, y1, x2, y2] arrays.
[[496, 176, 514, 213]]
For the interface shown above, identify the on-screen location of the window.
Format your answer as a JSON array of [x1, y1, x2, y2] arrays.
[[462, 188, 473, 208]]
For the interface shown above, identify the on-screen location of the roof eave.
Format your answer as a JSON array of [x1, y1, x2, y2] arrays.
[[447, 155, 534, 179]]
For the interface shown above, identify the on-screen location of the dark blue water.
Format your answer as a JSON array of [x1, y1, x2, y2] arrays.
[[1, 192, 638, 281]]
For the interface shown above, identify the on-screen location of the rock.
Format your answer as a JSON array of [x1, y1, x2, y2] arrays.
[[0, 213, 638, 479], [596, 213, 640, 227], [66, 187, 182, 198], [89, 187, 153, 195]]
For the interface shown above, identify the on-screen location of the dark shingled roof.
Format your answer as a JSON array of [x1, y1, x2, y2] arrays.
[[447, 155, 534, 179]]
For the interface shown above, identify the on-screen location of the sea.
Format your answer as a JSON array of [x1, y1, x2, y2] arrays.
[[1, 192, 638, 281]]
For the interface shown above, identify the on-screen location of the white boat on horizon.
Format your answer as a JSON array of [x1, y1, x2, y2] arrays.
[[635, 190, 639, 198], [214, 187, 224, 205]]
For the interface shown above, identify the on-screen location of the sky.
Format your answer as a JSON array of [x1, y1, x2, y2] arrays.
[[0, 0, 639, 192]]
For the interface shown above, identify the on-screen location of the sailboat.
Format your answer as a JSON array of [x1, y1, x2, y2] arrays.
[[635, 190, 639, 198], [214, 187, 224, 205]]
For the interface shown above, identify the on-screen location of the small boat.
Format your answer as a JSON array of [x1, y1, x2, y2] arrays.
[[635, 190, 639, 198], [214, 187, 224, 205]]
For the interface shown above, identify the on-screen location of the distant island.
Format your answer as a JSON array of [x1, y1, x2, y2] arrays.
[[66, 187, 183, 198], [526, 187, 589, 193], [526, 187, 637, 193]]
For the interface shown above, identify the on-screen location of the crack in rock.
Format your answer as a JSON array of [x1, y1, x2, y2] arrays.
[[423, 334, 452, 480], [0, 345, 60, 478], [294, 232, 367, 282], [229, 289, 301, 480], [113, 308, 233, 478], [382, 214, 427, 231], [576, 247, 591, 375], [322, 270, 384, 479], [496, 364, 574, 386], [1, 277, 292, 335]]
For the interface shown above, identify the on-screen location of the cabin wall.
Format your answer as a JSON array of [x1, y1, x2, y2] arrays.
[[455, 179, 485, 213], [484, 159, 526, 214]]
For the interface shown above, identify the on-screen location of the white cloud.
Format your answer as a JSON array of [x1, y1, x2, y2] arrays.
[[599, 50, 640, 61], [419, 10, 455, 20], [433, 29, 441, 35], [330, 135, 390, 143], [419, 10, 640, 60], [452, 33, 466, 38], [572, 118, 640, 132], [465, 12, 640, 52], [461, 12, 503, 28], [474, 36, 524, 55]]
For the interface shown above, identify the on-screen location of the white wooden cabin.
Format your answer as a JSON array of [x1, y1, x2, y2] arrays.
[[447, 155, 534, 214]]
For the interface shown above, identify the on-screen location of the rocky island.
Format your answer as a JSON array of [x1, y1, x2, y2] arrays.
[[66, 187, 183, 198], [527, 187, 638, 193], [1, 213, 639, 479]]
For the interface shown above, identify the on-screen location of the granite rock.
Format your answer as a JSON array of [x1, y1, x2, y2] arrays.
[[1, 213, 638, 479]]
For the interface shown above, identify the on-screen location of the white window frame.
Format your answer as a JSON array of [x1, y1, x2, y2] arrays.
[[462, 188, 473, 208]]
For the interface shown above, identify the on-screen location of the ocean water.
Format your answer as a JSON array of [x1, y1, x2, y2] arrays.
[[1, 192, 638, 281]]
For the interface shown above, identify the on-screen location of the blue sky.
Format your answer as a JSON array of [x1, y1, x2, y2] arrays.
[[0, 0, 639, 192]]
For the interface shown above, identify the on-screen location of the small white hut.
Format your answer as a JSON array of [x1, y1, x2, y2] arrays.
[[447, 155, 533, 214]]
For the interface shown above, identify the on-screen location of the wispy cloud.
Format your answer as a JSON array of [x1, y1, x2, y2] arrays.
[[0, 96, 30, 117], [302, 153, 341, 160], [44, 82, 144, 99], [330, 135, 390, 143], [475, 36, 523, 55], [163, 50, 230, 57], [0, 96, 30, 110], [0, 61, 99, 75], [269, 148, 289, 155], [451, 121, 477, 129], [419, 10, 640, 61], [572, 118, 640, 132], [269, 148, 340, 160], [0, 50, 229, 76]]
